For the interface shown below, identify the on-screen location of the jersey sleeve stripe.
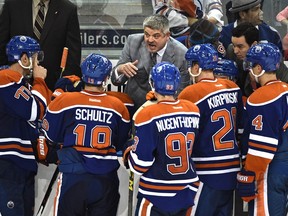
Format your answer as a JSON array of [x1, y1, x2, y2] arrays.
[[192, 153, 239, 161], [195, 160, 239, 169], [0, 144, 33, 152], [249, 134, 278, 145], [247, 149, 274, 160], [249, 142, 277, 152], [130, 151, 154, 166]]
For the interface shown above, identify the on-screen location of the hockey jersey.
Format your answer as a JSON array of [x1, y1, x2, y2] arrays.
[[178, 78, 244, 190], [0, 69, 51, 172], [42, 90, 131, 174], [129, 99, 200, 212], [106, 91, 135, 119], [243, 80, 288, 180]]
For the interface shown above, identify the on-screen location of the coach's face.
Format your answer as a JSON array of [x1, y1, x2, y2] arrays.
[[144, 27, 170, 53]]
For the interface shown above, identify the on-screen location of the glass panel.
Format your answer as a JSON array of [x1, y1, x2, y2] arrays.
[[70, 0, 153, 58]]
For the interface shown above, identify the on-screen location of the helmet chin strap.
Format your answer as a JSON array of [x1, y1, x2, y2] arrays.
[[189, 67, 202, 84], [18, 57, 33, 79], [250, 69, 265, 83]]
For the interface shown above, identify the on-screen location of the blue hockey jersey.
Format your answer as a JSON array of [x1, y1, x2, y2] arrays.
[[129, 99, 200, 212], [243, 80, 288, 180], [42, 90, 131, 174], [178, 78, 244, 190], [0, 69, 51, 172]]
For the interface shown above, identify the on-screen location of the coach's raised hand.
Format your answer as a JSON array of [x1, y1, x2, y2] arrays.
[[117, 60, 138, 78]]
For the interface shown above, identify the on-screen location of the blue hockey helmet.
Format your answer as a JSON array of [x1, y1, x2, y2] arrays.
[[81, 53, 112, 85], [245, 43, 281, 72], [6, 35, 42, 62], [185, 43, 218, 70], [149, 62, 180, 95], [214, 59, 238, 80]]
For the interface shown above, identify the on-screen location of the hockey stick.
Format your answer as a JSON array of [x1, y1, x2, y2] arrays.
[[36, 167, 59, 216], [128, 170, 134, 216], [59, 47, 68, 78], [36, 47, 68, 216]]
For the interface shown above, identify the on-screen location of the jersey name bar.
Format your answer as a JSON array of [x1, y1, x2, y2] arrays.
[[207, 92, 238, 109], [75, 108, 113, 123], [156, 116, 199, 132]]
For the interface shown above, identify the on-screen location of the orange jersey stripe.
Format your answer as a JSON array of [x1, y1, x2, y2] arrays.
[[133, 163, 149, 173], [73, 146, 116, 154], [140, 199, 151, 216], [139, 181, 186, 191], [0, 144, 33, 152], [195, 160, 239, 169], [249, 142, 277, 152]]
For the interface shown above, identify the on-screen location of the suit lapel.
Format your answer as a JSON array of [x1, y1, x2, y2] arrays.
[[24, 0, 34, 37], [40, 0, 59, 43], [162, 39, 175, 63]]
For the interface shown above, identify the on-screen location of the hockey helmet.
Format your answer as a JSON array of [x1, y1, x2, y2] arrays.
[[149, 62, 180, 95], [6, 35, 42, 62], [185, 43, 218, 70], [81, 53, 112, 85], [245, 43, 281, 72], [214, 59, 238, 80]]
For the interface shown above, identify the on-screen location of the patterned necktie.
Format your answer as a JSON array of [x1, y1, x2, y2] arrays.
[[151, 52, 157, 65], [34, 1, 45, 40]]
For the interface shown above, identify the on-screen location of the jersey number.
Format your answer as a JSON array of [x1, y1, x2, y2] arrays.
[[252, 115, 263, 131], [211, 108, 236, 151], [165, 132, 195, 175], [73, 124, 111, 148]]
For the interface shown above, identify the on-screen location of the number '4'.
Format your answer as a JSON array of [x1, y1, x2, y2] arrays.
[[252, 115, 263, 131]]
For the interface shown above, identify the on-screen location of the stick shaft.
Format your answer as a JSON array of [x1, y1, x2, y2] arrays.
[[60, 47, 69, 77]]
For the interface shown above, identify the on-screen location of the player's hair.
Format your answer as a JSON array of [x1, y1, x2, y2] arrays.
[[143, 14, 170, 34], [232, 22, 259, 46]]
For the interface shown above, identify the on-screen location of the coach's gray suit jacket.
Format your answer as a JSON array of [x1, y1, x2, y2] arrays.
[[111, 33, 190, 109]]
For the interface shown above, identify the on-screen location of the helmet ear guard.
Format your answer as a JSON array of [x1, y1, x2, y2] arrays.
[[81, 53, 112, 86], [150, 62, 180, 95]]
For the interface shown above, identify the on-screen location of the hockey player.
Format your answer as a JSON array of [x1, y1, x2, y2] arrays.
[[214, 59, 238, 82], [178, 43, 244, 215], [237, 43, 288, 216], [124, 62, 200, 215], [0, 35, 50, 216], [41, 53, 131, 216]]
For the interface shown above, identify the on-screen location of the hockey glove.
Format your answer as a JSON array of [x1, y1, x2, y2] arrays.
[[32, 135, 60, 166], [122, 138, 135, 169], [146, 91, 157, 101], [52, 75, 83, 99], [236, 169, 257, 202]]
